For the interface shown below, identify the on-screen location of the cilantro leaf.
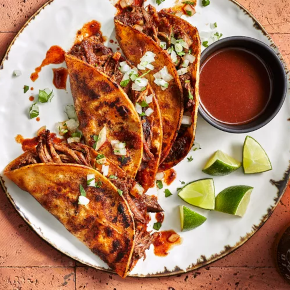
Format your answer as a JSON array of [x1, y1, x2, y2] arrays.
[[139, 112, 146, 117], [38, 89, 53, 103], [80, 184, 86, 196], [109, 175, 118, 180], [71, 131, 82, 138], [24, 85, 30, 93], [87, 178, 95, 185], [140, 100, 149, 107], [95, 179, 102, 188], [188, 90, 194, 100], [117, 189, 123, 196], [153, 222, 162, 231], [156, 180, 163, 189], [96, 154, 105, 160], [202, 41, 209, 48], [120, 79, 130, 87], [202, 0, 210, 6], [164, 189, 172, 197], [183, 1, 195, 4], [156, 0, 165, 5], [186, 10, 193, 16], [187, 156, 193, 162], [29, 103, 39, 119]]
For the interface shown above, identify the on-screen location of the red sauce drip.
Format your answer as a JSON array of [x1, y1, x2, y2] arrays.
[[29, 96, 34, 101], [52, 67, 68, 90], [153, 230, 182, 257], [15, 132, 63, 152], [155, 212, 164, 224], [36, 117, 40, 122], [117, 47, 120, 51], [30, 46, 65, 82], [109, 39, 114, 44], [164, 168, 176, 186], [75, 20, 105, 44], [30, 87, 34, 91], [200, 48, 271, 125]]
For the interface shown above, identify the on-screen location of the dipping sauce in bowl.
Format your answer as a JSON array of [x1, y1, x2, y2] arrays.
[[200, 48, 271, 125], [198, 36, 287, 133]]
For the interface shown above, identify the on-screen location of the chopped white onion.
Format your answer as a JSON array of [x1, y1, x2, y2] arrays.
[[159, 67, 173, 82], [132, 82, 143, 92], [119, 0, 133, 8], [96, 158, 107, 165], [182, 59, 190, 68], [111, 140, 120, 147], [67, 137, 81, 143], [145, 108, 154, 117], [177, 67, 189, 76], [56, 122, 67, 136], [138, 51, 156, 70], [145, 94, 153, 104], [154, 79, 169, 90], [95, 126, 107, 151], [175, 43, 183, 53], [181, 115, 192, 125], [78, 195, 90, 206], [146, 63, 154, 70], [119, 61, 127, 67], [160, 42, 167, 49], [114, 148, 127, 156], [184, 4, 195, 17], [102, 165, 109, 177], [87, 174, 95, 187], [65, 105, 78, 120], [66, 119, 79, 132], [13, 70, 22, 77], [114, 142, 126, 149], [155, 172, 164, 180], [170, 50, 177, 63], [135, 77, 148, 87], [133, 183, 144, 195], [120, 63, 131, 73], [171, 37, 176, 45], [135, 103, 142, 114], [184, 54, 196, 63]]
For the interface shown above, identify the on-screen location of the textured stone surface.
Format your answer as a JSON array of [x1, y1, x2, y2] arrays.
[[0, 0, 290, 289]]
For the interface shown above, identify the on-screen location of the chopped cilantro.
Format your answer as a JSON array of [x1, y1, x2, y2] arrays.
[[140, 100, 149, 107], [120, 79, 130, 87], [213, 22, 217, 28], [177, 51, 186, 56], [156, 180, 163, 189], [153, 222, 162, 231], [38, 89, 53, 103], [202, 41, 209, 48], [79, 184, 86, 196], [96, 154, 105, 160], [93, 135, 99, 149], [95, 179, 102, 188], [139, 70, 151, 78], [164, 189, 172, 197], [187, 156, 193, 162], [71, 131, 82, 138], [156, 0, 165, 5], [117, 189, 123, 196], [202, 0, 210, 6], [87, 178, 95, 185], [186, 10, 193, 16], [109, 175, 118, 180], [214, 32, 223, 40], [24, 85, 29, 93], [180, 180, 185, 185], [29, 103, 39, 119], [139, 112, 146, 117], [188, 90, 194, 100], [183, 1, 195, 4]]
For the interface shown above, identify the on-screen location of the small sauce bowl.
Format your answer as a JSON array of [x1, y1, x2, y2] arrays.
[[198, 36, 287, 133]]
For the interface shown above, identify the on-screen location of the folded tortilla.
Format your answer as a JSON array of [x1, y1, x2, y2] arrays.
[[65, 54, 143, 178], [4, 130, 162, 277], [115, 6, 201, 170], [68, 39, 163, 192], [114, 18, 183, 163]]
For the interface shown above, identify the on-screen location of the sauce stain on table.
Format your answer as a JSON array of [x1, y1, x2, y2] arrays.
[[52, 67, 68, 90], [164, 168, 176, 186]]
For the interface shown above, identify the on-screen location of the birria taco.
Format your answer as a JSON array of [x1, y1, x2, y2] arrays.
[[67, 37, 163, 192], [4, 130, 162, 277], [115, 5, 201, 170]]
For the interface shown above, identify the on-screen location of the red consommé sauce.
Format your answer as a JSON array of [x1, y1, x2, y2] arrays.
[[199, 48, 271, 125]]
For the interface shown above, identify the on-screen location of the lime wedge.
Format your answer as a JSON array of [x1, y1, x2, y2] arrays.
[[202, 150, 241, 176], [243, 136, 272, 174], [179, 205, 207, 231], [178, 178, 215, 210], [215, 185, 253, 217]]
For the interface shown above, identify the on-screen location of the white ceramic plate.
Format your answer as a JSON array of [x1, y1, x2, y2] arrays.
[[0, 0, 289, 277]]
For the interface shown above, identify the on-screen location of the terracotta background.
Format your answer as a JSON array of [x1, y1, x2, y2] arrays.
[[0, 0, 290, 289]]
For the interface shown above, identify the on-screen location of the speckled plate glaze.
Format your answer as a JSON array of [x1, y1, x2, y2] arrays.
[[0, 0, 289, 277]]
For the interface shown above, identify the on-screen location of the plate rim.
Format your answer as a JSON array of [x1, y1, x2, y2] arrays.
[[0, 0, 289, 278]]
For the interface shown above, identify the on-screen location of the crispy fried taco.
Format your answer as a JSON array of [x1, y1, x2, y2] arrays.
[[114, 15, 183, 163], [115, 5, 201, 170], [68, 38, 163, 192], [4, 130, 162, 277], [65, 54, 143, 178]]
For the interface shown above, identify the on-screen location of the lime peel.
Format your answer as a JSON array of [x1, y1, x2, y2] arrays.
[[179, 205, 207, 231]]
